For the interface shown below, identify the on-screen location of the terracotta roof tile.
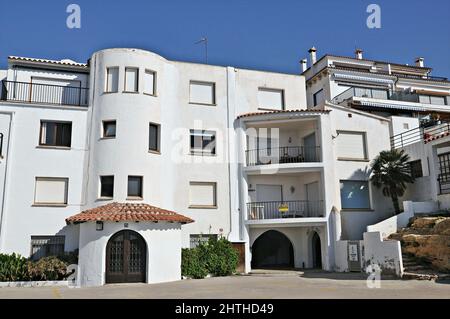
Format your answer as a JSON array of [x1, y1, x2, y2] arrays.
[[237, 108, 330, 119], [8, 56, 88, 68], [66, 202, 194, 224]]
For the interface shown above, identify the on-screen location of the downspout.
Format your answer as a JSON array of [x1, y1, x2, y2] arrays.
[[0, 112, 13, 247], [226, 67, 233, 240]]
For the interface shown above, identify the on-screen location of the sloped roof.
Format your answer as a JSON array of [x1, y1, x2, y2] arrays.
[[66, 202, 194, 224], [8, 56, 88, 68]]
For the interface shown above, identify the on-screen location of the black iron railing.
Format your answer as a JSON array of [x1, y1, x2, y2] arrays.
[[390, 121, 450, 149], [0, 80, 88, 107], [246, 146, 321, 166], [247, 200, 324, 220]]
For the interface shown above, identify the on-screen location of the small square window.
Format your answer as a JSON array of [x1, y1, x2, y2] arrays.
[[39, 121, 72, 147], [409, 160, 423, 178], [189, 81, 216, 105], [190, 130, 216, 155], [128, 176, 143, 198], [100, 176, 114, 198], [102, 120, 116, 138], [34, 177, 68, 205], [403, 123, 409, 130]]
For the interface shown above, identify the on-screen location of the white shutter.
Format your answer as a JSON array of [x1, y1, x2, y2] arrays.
[[258, 88, 284, 110], [189, 182, 216, 207], [144, 70, 155, 95], [336, 132, 367, 159], [190, 82, 215, 105], [34, 178, 68, 205], [125, 68, 138, 92], [106, 68, 119, 92]]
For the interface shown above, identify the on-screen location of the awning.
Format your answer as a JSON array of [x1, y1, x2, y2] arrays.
[[333, 73, 394, 85], [355, 100, 426, 112]]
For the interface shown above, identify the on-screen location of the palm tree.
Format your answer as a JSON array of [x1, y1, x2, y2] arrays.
[[370, 149, 415, 215]]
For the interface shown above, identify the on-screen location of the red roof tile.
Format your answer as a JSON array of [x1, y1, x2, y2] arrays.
[[237, 108, 330, 119], [66, 202, 194, 224]]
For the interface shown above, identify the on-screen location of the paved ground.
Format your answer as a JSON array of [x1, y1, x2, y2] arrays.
[[1, 271, 449, 299]]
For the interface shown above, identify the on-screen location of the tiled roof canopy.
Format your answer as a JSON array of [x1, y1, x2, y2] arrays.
[[237, 109, 330, 119], [66, 202, 194, 224]]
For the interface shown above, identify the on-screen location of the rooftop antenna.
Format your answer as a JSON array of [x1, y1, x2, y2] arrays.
[[195, 36, 208, 64]]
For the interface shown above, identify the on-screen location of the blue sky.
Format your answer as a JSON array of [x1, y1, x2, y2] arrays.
[[1, 0, 449, 76]]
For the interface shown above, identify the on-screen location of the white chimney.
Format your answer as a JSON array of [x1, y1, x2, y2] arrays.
[[415, 57, 424, 67], [308, 47, 317, 65], [355, 49, 363, 60], [300, 59, 308, 72]]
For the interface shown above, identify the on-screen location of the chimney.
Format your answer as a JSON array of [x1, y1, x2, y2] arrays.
[[308, 47, 317, 65], [300, 59, 308, 72], [355, 49, 363, 60], [415, 57, 424, 67]]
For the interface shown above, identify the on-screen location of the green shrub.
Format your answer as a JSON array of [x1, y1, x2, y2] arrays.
[[205, 237, 239, 277], [0, 253, 30, 282], [181, 248, 209, 279], [181, 237, 239, 279], [27, 256, 69, 281]]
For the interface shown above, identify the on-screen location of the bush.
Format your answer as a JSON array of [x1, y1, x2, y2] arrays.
[[0, 253, 30, 282], [181, 237, 239, 279], [27, 256, 69, 281], [181, 248, 209, 279]]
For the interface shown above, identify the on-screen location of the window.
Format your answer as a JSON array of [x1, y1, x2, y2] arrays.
[[102, 120, 116, 138], [34, 177, 68, 205], [106, 67, 119, 93], [127, 176, 143, 198], [409, 160, 423, 178], [354, 87, 388, 100], [124, 67, 139, 92], [340, 180, 370, 210], [100, 176, 114, 198], [39, 121, 72, 147], [189, 182, 217, 208], [419, 95, 446, 105], [190, 234, 218, 248], [313, 89, 325, 106], [190, 130, 216, 155], [257, 88, 284, 110], [144, 70, 156, 95], [149, 123, 160, 152], [403, 123, 409, 130], [336, 131, 367, 160], [190, 81, 215, 105], [30, 236, 65, 261]]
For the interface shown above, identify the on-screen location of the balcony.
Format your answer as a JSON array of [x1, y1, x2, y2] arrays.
[[246, 146, 321, 166], [247, 200, 324, 220], [1, 80, 89, 107], [332, 87, 449, 112]]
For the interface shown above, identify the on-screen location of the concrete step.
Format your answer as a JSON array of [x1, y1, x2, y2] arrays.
[[402, 272, 438, 281]]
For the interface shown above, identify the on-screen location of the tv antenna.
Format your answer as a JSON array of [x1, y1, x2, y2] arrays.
[[195, 36, 208, 64]]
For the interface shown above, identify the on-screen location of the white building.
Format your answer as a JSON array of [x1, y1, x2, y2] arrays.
[[0, 47, 448, 286]]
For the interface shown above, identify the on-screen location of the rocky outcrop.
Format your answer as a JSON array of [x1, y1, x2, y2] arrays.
[[389, 216, 450, 273]]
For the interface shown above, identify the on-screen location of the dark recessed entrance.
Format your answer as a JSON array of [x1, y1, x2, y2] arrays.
[[251, 230, 294, 269], [311, 232, 322, 269], [105, 230, 147, 284]]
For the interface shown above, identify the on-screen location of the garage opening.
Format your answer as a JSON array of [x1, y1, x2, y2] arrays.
[[251, 230, 294, 269]]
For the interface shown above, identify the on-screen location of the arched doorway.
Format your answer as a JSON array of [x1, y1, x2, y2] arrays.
[[105, 230, 147, 284], [251, 230, 294, 269], [311, 232, 322, 269]]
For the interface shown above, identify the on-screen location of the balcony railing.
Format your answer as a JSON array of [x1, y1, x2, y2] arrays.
[[1, 80, 88, 107], [246, 146, 321, 166], [247, 200, 324, 220], [390, 121, 450, 149]]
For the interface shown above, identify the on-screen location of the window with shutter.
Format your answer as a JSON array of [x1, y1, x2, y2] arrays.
[[124, 68, 139, 92], [189, 182, 217, 208], [34, 177, 68, 205], [258, 88, 284, 110], [189, 81, 215, 105], [336, 131, 367, 160]]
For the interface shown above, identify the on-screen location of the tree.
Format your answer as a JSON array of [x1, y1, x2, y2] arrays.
[[370, 149, 415, 215]]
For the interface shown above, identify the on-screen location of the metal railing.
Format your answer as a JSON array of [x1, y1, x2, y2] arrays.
[[247, 200, 324, 220], [246, 146, 321, 166], [1, 80, 88, 107], [391, 121, 450, 149]]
